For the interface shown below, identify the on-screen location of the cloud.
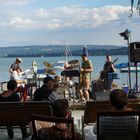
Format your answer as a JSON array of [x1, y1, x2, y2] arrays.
[[1, 5, 133, 31], [7, 17, 33, 29], [34, 5, 133, 29], [7, 6, 136, 30], [0, 4, 140, 46], [0, 0, 35, 6]]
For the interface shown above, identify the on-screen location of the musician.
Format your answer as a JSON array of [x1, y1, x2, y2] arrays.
[[9, 57, 23, 80], [78, 53, 93, 102], [103, 55, 116, 90]]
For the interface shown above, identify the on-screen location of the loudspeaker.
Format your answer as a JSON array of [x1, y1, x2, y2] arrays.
[[130, 42, 140, 62]]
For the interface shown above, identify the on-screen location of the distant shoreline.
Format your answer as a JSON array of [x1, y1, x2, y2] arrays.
[[0, 45, 128, 57], [0, 54, 128, 58]]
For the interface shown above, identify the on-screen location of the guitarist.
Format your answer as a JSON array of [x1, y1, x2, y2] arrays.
[[103, 55, 116, 91]]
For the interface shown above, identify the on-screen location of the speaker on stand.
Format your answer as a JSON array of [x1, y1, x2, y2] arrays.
[[130, 42, 140, 62], [128, 42, 140, 98]]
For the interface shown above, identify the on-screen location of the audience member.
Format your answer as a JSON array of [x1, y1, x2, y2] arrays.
[[53, 75, 61, 91], [87, 89, 133, 140], [33, 76, 58, 102], [37, 99, 82, 140], [0, 80, 30, 139]]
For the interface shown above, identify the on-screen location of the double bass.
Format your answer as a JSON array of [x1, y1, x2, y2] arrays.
[[100, 58, 118, 80]]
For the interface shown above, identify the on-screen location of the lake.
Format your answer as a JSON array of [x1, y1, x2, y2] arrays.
[[0, 55, 138, 88]]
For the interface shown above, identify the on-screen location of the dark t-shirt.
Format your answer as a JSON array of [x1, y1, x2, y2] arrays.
[[33, 84, 56, 101], [0, 92, 20, 102], [10, 62, 21, 71], [103, 61, 114, 73]]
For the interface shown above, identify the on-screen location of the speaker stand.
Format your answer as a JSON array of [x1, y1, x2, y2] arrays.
[[128, 62, 139, 99]]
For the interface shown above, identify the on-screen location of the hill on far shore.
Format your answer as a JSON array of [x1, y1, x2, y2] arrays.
[[0, 44, 128, 57]]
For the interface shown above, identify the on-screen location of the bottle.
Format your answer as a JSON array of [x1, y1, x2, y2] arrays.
[[122, 83, 129, 94]]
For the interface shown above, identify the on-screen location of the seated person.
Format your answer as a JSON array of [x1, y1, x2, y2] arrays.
[[87, 89, 133, 140], [37, 99, 82, 140], [0, 80, 30, 139], [9, 57, 23, 80], [53, 75, 61, 90], [33, 76, 58, 102], [12, 67, 28, 101]]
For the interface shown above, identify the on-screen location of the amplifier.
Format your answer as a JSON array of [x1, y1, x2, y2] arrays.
[[108, 72, 119, 80], [130, 42, 140, 62]]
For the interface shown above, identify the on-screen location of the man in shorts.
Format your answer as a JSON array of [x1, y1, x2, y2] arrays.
[[78, 52, 93, 102]]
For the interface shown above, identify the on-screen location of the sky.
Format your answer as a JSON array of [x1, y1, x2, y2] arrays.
[[0, 0, 140, 47]]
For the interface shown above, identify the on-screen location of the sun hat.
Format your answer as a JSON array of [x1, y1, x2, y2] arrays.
[[16, 57, 23, 63]]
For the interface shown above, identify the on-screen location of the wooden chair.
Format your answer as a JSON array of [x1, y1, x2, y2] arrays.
[[97, 111, 140, 140], [31, 114, 75, 140]]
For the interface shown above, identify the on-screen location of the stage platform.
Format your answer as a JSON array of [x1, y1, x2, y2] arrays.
[[69, 91, 140, 110]]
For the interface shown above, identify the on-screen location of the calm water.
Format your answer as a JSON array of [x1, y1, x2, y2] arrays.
[[0, 55, 139, 88]]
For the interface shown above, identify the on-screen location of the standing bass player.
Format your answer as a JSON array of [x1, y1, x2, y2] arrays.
[[102, 55, 116, 91]]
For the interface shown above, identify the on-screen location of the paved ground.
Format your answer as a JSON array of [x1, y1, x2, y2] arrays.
[[0, 128, 31, 140], [1, 91, 137, 140], [0, 110, 84, 140], [0, 91, 109, 140]]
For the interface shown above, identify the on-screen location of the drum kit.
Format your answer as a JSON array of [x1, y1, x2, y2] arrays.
[[43, 59, 80, 76], [43, 60, 80, 100], [68, 60, 80, 69], [43, 61, 56, 75]]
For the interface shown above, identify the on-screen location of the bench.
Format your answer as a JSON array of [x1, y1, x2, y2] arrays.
[[0, 101, 52, 127], [82, 99, 140, 139]]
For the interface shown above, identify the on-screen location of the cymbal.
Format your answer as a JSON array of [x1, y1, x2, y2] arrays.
[[43, 61, 53, 68], [68, 60, 79, 68], [45, 69, 56, 75]]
